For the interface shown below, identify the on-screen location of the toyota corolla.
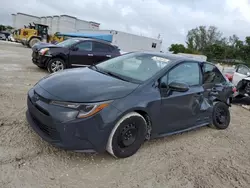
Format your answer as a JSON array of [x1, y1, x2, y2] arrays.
[[26, 52, 233, 158]]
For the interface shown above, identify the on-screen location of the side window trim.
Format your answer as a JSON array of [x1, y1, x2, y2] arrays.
[[160, 61, 202, 87]]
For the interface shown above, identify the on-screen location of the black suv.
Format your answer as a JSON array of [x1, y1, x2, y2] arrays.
[[32, 38, 121, 73]]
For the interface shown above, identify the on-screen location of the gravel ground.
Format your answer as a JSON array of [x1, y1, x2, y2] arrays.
[[0, 41, 250, 188]]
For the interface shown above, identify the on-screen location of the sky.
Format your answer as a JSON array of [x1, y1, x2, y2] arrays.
[[1, 0, 250, 50]]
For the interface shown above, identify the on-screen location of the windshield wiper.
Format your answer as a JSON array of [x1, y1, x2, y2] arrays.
[[89, 64, 99, 71], [105, 71, 129, 82], [89, 66, 129, 82]]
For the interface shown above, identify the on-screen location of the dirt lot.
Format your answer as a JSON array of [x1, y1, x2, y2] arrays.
[[0, 41, 250, 188]]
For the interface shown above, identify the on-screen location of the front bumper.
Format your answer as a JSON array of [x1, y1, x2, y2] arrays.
[[25, 87, 120, 152], [32, 51, 50, 68], [236, 79, 250, 97]]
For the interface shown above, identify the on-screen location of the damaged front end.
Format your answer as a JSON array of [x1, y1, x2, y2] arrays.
[[235, 78, 250, 98]]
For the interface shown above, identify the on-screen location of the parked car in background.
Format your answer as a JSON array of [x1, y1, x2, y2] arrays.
[[232, 64, 250, 98], [8, 34, 16, 42], [26, 52, 233, 158], [222, 67, 235, 82], [31, 38, 121, 73], [0, 33, 6, 40]]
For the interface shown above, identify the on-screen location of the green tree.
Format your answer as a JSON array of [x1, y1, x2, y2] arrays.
[[186, 26, 223, 52], [169, 44, 186, 54], [0, 25, 6, 31]]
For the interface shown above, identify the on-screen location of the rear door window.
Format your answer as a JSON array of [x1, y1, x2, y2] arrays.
[[75, 41, 92, 51], [93, 42, 112, 52], [203, 63, 226, 84]]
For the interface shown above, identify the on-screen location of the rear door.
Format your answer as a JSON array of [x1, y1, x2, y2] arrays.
[[232, 64, 250, 86], [69, 41, 94, 66], [92, 41, 113, 64], [202, 62, 230, 104]]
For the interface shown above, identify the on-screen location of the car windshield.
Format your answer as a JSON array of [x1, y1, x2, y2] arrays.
[[56, 39, 80, 47], [95, 52, 171, 82]]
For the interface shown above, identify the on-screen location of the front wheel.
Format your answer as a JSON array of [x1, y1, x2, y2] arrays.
[[47, 58, 66, 73], [28, 38, 41, 48], [106, 112, 147, 158], [212, 102, 230, 130]]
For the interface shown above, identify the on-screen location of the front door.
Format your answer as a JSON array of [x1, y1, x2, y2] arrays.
[[69, 41, 94, 66], [159, 61, 204, 134]]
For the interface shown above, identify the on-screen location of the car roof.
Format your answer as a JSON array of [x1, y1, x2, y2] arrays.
[[70, 37, 114, 46], [133, 51, 203, 63]]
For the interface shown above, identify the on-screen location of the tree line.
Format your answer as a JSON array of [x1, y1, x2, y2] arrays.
[[169, 26, 250, 65], [0, 25, 14, 32]]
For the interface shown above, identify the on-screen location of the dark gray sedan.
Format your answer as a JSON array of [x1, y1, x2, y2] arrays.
[[26, 52, 233, 158]]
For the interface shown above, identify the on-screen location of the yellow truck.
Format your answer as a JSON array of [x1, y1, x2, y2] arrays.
[[15, 23, 63, 47]]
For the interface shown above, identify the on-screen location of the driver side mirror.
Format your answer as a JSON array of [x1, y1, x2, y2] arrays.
[[71, 46, 79, 51], [168, 81, 189, 92]]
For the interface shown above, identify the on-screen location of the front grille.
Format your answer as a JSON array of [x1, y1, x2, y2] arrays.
[[30, 113, 60, 141], [32, 51, 38, 58]]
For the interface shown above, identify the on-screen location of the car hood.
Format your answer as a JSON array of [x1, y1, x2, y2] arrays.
[[36, 68, 139, 102], [32, 42, 62, 51], [242, 77, 250, 81]]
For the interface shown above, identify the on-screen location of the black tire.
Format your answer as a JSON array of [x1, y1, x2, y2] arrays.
[[47, 58, 66, 73], [212, 102, 230, 130], [106, 112, 147, 158], [28, 38, 41, 48]]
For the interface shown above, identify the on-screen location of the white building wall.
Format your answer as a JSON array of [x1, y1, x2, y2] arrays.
[[112, 31, 162, 52], [41, 17, 46, 25], [58, 15, 76, 33], [75, 19, 92, 31], [46, 16, 53, 35], [51, 16, 59, 34], [76, 30, 162, 52], [14, 13, 40, 29], [11, 14, 16, 28], [88, 22, 100, 30], [11, 12, 100, 34]]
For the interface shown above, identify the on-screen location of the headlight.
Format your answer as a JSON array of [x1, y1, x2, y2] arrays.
[[50, 100, 112, 118], [39, 48, 50, 55]]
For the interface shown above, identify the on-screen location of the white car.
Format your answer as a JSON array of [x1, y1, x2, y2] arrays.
[[8, 35, 16, 42], [232, 64, 250, 98]]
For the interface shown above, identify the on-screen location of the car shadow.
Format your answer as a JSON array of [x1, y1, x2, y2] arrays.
[[232, 97, 250, 105]]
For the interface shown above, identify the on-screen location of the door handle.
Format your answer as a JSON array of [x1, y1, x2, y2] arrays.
[[88, 54, 93, 56], [106, 55, 111, 58]]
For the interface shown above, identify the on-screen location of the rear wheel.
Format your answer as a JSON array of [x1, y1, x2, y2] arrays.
[[29, 38, 41, 48], [106, 112, 147, 158], [212, 102, 230, 129], [47, 58, 66, 73]]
